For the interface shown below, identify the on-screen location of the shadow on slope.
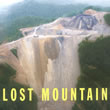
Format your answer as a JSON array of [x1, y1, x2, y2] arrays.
[[0, 63, 38, 110]]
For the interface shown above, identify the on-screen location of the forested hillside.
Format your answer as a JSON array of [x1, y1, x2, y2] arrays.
[[0, 0, 88, 42], [0, 0, 110, 42]]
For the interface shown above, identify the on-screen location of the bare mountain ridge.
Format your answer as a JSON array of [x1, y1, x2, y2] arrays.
[[20, 9, 110, 37], [0, 9, 110, 110]]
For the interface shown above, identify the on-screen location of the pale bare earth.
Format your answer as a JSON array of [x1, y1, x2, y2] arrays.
[[0, 9, 110, 110]]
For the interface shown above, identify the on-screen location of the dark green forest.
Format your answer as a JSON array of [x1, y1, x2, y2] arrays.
[[73, 36, 110, 110], [104, 13, 110, 26]]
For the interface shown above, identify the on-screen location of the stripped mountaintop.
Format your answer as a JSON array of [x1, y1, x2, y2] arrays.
[[20, 9, 110, 37]]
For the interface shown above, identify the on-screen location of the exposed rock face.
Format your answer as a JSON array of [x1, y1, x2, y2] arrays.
[[69, 14, 98, 30], [0, 35, 84, 110], [0, 9, 110, 110]]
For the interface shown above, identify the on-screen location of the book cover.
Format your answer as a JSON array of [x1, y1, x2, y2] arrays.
[[0, 0, 110, 110]]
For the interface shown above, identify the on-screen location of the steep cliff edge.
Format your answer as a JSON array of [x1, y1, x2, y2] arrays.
[[0, 9, 110, 110]]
